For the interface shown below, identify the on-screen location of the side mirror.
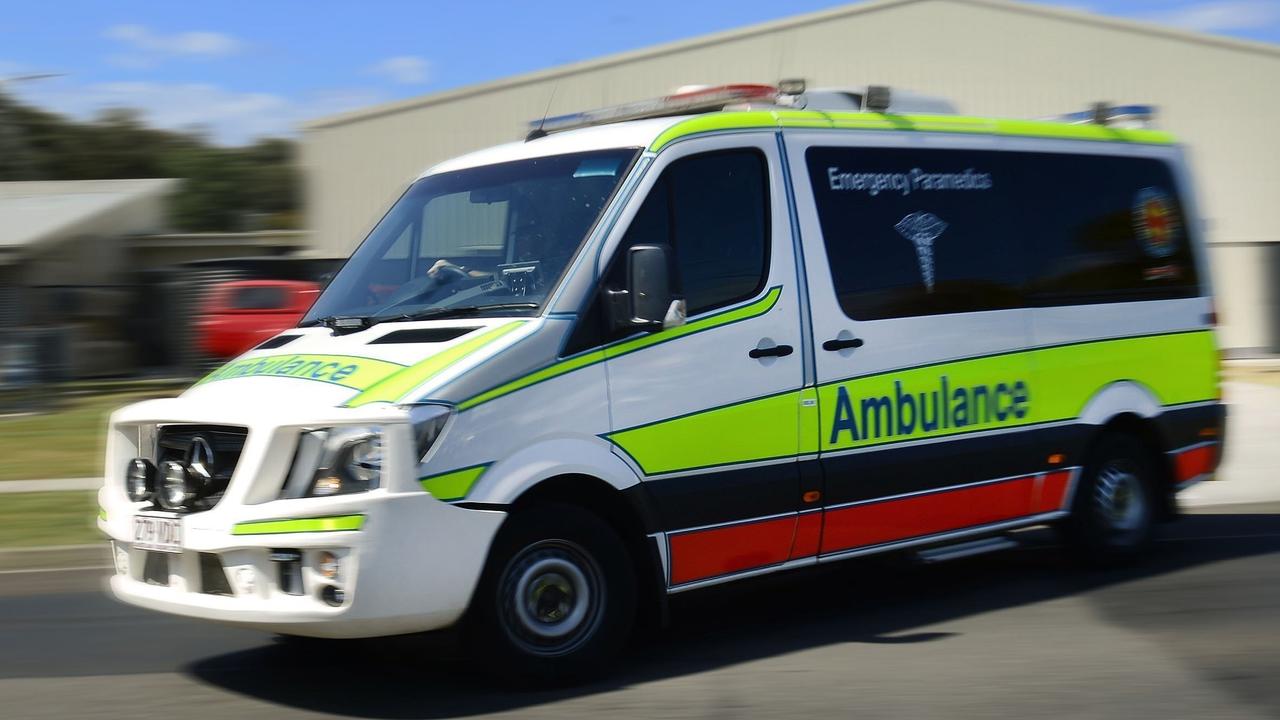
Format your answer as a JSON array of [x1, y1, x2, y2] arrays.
[[628, 244, 672, 325], [606, 244, 683, 332]]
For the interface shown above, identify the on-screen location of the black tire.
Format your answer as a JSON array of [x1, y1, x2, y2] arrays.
[[467, 501, 636, 683], [1062, 432, 1159, 563]]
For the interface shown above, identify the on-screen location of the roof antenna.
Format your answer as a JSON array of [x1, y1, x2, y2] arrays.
[[526, 82, 559, 141]]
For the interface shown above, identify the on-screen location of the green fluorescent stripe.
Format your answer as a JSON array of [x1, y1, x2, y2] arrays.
[[420, 464, 489, 501], [97, 507, 107, 521], [457, 349, 606, 411], [607, 389, 803, 475], [345, 321, 526, 407], [606, 287, 782, 359], [457, 287, 782, 411], [605, 330, 1217, 475], [648, 111, 784, 151], [818, 330, 1218, 452], [196, 354, 406, 391], [232, 514, 365, 536], [648, 110, 1175, 152]]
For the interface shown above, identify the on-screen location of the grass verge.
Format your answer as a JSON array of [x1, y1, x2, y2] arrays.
[[0, 491, 101, 548], [0, 384, 182, 481]]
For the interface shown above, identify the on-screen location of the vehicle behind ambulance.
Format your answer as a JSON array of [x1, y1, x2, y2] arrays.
[[99, 83, 1225, 680]]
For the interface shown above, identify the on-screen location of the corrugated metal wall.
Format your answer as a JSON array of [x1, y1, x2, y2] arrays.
[[302, 0, 1280, 350]]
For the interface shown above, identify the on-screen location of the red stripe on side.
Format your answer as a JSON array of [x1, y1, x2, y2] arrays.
[[669, 516, 796, 585], [1031, 470, 1073, 513], [1175, 444, 1217, 482], [789, 512, 823, 559], [820, 477, 1038, 555]]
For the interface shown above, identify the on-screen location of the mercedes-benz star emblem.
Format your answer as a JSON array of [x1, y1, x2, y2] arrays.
[[185, 436, 215, 483]]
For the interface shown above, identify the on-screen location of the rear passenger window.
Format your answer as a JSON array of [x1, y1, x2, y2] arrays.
[[1018, 154, 1199, 305], [806, 147, 1024, 320], [621, 149, 769, 315], [805, 147, 1201, 320]]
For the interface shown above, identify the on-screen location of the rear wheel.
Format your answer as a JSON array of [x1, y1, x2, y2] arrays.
[[1063, 432, 1158, 562], [468, 502, 636, 683]]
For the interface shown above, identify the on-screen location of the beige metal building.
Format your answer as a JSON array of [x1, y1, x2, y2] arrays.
[[303, 0, 1280, 352]]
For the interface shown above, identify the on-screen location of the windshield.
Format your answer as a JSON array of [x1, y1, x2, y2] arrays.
[[303, 148, 639, 326]]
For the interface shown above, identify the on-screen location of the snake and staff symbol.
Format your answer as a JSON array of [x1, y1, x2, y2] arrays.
[[894, 211, 948, 292]]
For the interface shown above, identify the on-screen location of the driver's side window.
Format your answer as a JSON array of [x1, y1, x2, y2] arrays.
[[566, 148, 770, 353]]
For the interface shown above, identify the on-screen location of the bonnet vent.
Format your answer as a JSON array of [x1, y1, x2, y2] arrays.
[[369, 327, 479, 345], [255, 334, 301, 350]]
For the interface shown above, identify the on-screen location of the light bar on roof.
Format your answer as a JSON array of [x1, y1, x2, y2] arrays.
[[1048, 104, 1157, 128], [529, 84, 779, 137]]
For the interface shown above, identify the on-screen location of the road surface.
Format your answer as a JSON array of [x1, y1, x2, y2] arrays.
[[1, 502, 1277, 719]]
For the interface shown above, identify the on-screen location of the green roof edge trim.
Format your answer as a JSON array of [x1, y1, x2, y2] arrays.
[[649, 110, 1176, 152]]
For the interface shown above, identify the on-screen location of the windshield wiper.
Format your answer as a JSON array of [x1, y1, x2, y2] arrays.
[[372, 303, 540, 324]]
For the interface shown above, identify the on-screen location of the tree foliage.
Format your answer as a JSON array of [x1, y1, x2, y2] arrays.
[[0, 93, 301, 231]]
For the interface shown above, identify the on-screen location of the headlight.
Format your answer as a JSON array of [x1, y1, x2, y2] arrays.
[[282, 426, 384, 499], [408, 404, 451, 462]]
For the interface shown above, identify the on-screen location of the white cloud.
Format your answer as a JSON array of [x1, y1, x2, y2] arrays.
[[9, 78, 386, 145], [104, 24, 242, 59], [1144, 0, 1280, 32], [368, 55, 430, 85]]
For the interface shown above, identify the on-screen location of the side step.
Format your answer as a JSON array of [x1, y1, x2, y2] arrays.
[[915, 536, 1018, 564]]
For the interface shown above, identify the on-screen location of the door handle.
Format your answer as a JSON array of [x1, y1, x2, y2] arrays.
[[822, 337, 864, 351], [749, 344, 793, 359]]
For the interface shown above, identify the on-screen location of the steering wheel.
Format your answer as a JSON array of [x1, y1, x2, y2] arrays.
[[433, 263, 471, 283], [379, 264, 475, 311]]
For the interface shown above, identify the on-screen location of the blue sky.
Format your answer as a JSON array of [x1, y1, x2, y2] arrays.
[[1, 0, 1277, 144]]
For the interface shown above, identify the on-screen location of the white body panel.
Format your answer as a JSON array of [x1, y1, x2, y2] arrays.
[[601, 134, 805, 464]]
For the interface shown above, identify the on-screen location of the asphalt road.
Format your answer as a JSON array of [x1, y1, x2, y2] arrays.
[[1, 503, 1278, 719]]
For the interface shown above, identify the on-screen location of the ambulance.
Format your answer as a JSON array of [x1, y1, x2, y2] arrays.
[[99, 83, 1225, 678]]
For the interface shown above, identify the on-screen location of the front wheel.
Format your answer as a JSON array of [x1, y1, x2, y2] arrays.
[[468, 502, 636, 683], [1062, 432, 1158, 562]]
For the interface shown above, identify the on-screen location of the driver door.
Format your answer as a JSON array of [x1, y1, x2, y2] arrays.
[[592, 135, 812, 588]]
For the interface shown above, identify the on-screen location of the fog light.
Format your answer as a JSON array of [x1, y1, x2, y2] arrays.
[[113, 544, 130, 576], [316, 551, 340, 580], [320, 585, 345, 607], [125, 459, 156, 502], [233, 566, 257, 596], [158, 460, 195, 510]]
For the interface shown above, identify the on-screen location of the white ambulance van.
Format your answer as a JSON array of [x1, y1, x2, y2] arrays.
[[100, 84, 1225, 678]]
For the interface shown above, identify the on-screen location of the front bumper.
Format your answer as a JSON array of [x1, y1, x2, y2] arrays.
[[99, 397, 506, 638]]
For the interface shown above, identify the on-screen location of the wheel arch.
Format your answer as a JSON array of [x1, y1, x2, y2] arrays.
[[1078, 380, 1162, 425], [1081, 412, 1179, 520], [504, 473, 668, 628]]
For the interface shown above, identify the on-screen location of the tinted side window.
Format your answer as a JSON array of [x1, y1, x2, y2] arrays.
[[621, 150, 770, 315], [1017, 154, 1199, 304], [806, 147, 1200, 321], [806, 147, 1024, 320]]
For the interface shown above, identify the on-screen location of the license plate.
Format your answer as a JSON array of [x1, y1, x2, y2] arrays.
[[133, 513, 183, 553]]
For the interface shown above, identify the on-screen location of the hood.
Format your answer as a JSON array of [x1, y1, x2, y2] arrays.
[[182, 319, 532, 410]]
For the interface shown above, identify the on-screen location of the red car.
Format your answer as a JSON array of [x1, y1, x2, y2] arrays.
[[196, 280, 320, 360]]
